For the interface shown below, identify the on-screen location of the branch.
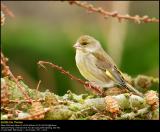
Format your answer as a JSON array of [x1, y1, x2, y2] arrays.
[[1, 4, 31, 103], [67, 1, 159, 24], [1, 78, 159, 120], [1, 52, 32, 102], [117, 107, 150, 120], [38, 61, 103, 95]]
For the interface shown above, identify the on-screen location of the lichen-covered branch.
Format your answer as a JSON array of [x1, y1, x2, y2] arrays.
[[1, 78, 159, 120]]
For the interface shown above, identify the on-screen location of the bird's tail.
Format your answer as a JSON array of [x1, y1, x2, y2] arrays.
[[125, 83, 144, 97]]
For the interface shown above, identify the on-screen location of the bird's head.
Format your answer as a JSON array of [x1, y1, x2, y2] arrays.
[[73, 35, 101, 53]]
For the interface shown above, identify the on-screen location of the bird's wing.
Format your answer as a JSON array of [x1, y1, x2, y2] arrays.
[[92, 51, 126, 86]]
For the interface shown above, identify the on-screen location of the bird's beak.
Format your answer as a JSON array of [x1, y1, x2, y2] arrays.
[[73, 43, 81, 49]]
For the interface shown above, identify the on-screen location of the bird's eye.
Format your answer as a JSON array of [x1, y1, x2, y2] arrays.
[[81, 42, 88, 45]]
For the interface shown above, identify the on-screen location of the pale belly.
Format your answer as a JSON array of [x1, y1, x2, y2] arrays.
[[75, 51, 111, 85]]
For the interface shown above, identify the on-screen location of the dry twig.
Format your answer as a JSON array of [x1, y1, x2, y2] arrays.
[[36, 80, 42, 99], [1, 52, 32, 102], [68, 1, 159, 24], [38, 61, 103, 95]]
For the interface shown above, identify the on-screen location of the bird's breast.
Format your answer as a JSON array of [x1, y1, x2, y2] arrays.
[[75, 50, 109, 83]]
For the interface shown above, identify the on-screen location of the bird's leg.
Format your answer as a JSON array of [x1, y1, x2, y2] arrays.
[[85, 81, 102, 89], [84, 81, 103, 95], [86, 82, 120, 96]]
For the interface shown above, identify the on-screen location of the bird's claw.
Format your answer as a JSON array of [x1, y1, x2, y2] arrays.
[[85, 81, 101, 89]]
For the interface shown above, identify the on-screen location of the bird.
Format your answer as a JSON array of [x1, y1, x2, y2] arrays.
[[73, 35, 143, 97]]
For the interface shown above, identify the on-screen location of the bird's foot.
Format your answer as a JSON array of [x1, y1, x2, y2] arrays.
[[85, 81, 101, 88], [84, 81, 103, 95]]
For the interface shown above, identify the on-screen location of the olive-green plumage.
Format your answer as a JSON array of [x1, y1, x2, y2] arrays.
[[74, 35, 143, 97]]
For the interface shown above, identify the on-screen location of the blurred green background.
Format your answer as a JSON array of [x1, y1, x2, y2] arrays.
[[1, 1, 159, 95]]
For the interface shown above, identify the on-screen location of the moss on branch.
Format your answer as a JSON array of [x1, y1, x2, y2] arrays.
[[1, 77, 159, 120]]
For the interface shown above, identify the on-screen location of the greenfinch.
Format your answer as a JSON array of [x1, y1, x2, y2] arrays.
[[73, 35, 143, 97]]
